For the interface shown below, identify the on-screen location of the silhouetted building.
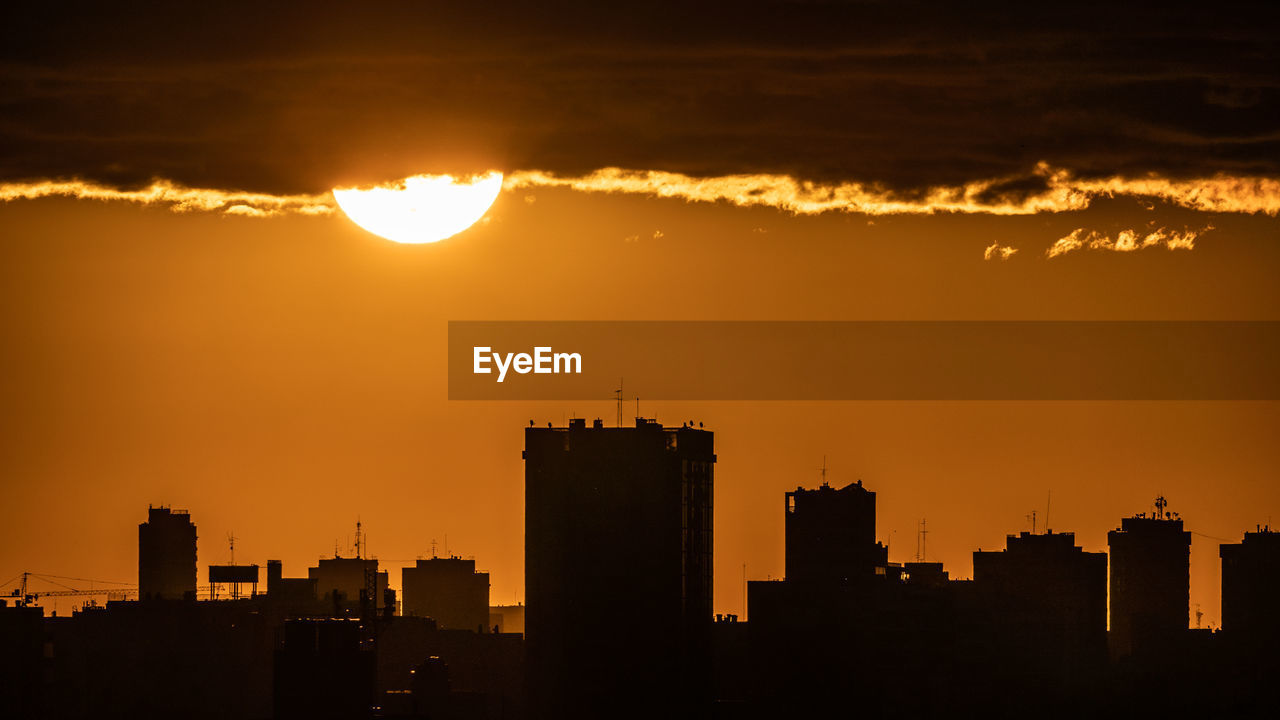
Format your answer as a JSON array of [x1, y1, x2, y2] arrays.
[[1219, 526, 1280, 639], [524, 416, 715, 719], [308, 557, 389, 615], [0, 603, 44, 717], [274, 619, 374, 720], [1107, 499, 1191, 657], [401, 556, 490, 631], [46, 598, 275, 719], [265, 559, 321, 615], [138, 505, 197, 601], [784, 479, 887, 582], [489, 603, 524, 634], [747, 476, 972, 715], [973, 531, 1107, 682], [904, 560, 949, 587]]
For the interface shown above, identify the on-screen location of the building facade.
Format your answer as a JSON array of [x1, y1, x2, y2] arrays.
[[1220, 527, 1280, 638], [138, 505, 197, 601], [1107, 504, 1191, 657], [784, 480, 887, 582], [524, 417, 715, 719], [401, 557, 489, 632]]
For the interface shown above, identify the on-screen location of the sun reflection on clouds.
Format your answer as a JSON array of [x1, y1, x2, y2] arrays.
[[2, 164, 1277, 225]]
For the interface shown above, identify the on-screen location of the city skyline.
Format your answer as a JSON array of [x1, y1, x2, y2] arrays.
[[3, 415, 1276, 718], [4, 415, 1268, 634]]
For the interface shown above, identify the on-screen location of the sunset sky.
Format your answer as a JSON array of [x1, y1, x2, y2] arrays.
[[2, 2, 1277, 627]]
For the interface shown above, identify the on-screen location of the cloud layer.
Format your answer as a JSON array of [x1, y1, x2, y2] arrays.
[[3, 166, 1277, 221], [0, 179, 334, 217], [504, 165, 1280, 216], [2, 3, 1276, 195]]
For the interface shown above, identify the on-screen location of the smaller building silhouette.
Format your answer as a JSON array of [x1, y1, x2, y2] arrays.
[[785, 479, 887, 582], [138, 505, 197, 601], [489, 603, 524, 634], [1219, 526, 1280, 639], [401, 557, 490, 632], [903, 561, 949, 587], [274, 619, 374, 720], [973, 530, 1107, 682], [308, 557, 389, 615]]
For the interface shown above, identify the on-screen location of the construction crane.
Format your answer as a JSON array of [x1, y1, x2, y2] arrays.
[[3, 572, 136, 608]]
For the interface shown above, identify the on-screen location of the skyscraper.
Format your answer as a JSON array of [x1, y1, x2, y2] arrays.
[[138, 505, 197, 601], [523, 417, 715, 719], [1107, 498, 1191, 657]]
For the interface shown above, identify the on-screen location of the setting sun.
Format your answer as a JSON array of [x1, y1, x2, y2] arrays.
[[332, 171, 503, 244]]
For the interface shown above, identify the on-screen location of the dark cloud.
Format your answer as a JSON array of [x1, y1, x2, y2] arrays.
[[2, 1, 1278, 194]]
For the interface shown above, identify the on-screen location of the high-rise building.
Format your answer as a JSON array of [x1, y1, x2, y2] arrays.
[[973, 531, 1107, 675], [784, 480, 887, 582], [138, 505, 197, 601], [524, 417, 715, 719], [1219, 526, 1280, 638], [401, 557, 489, 632], [1107, 498, 1191, 657]]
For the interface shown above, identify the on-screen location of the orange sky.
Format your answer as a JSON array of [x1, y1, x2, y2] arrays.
[[1, 186, 1276, 626]]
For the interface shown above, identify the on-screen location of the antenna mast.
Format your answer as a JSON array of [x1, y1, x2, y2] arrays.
[[1045, 490, 1052, 533], [916, 519, 928, 561]]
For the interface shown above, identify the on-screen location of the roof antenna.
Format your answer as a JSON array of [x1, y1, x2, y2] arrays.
[[820, 456, 828, 486], [916, 519, 928, 562], [1045, 490, 1052, 534], [615, 379, 624, 427]]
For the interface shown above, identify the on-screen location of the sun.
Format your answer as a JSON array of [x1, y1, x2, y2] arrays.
[[332, 171, 504, 244]]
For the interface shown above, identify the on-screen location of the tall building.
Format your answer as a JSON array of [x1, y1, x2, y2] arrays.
[[138, 505, 197, 601], [784, 480, 887, 582], [401, 557, 489, 631], [746, 476, 962, 714], [973, 531, 1107, 677], [524, 417, 715, 719], [1219, 526, 1280, 638], [1107, 498, 1191, 657]]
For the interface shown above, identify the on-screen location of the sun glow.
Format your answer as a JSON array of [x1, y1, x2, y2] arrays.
[[332, 172, 503, 244]]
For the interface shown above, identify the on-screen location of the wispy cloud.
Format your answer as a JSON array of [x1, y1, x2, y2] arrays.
[[0, 179, 334, 216], [983, 242, 1019, 261], [2, 165, 1277, 222], [1046, 227, 1209, 259], [506, 164, 1280, 217]]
